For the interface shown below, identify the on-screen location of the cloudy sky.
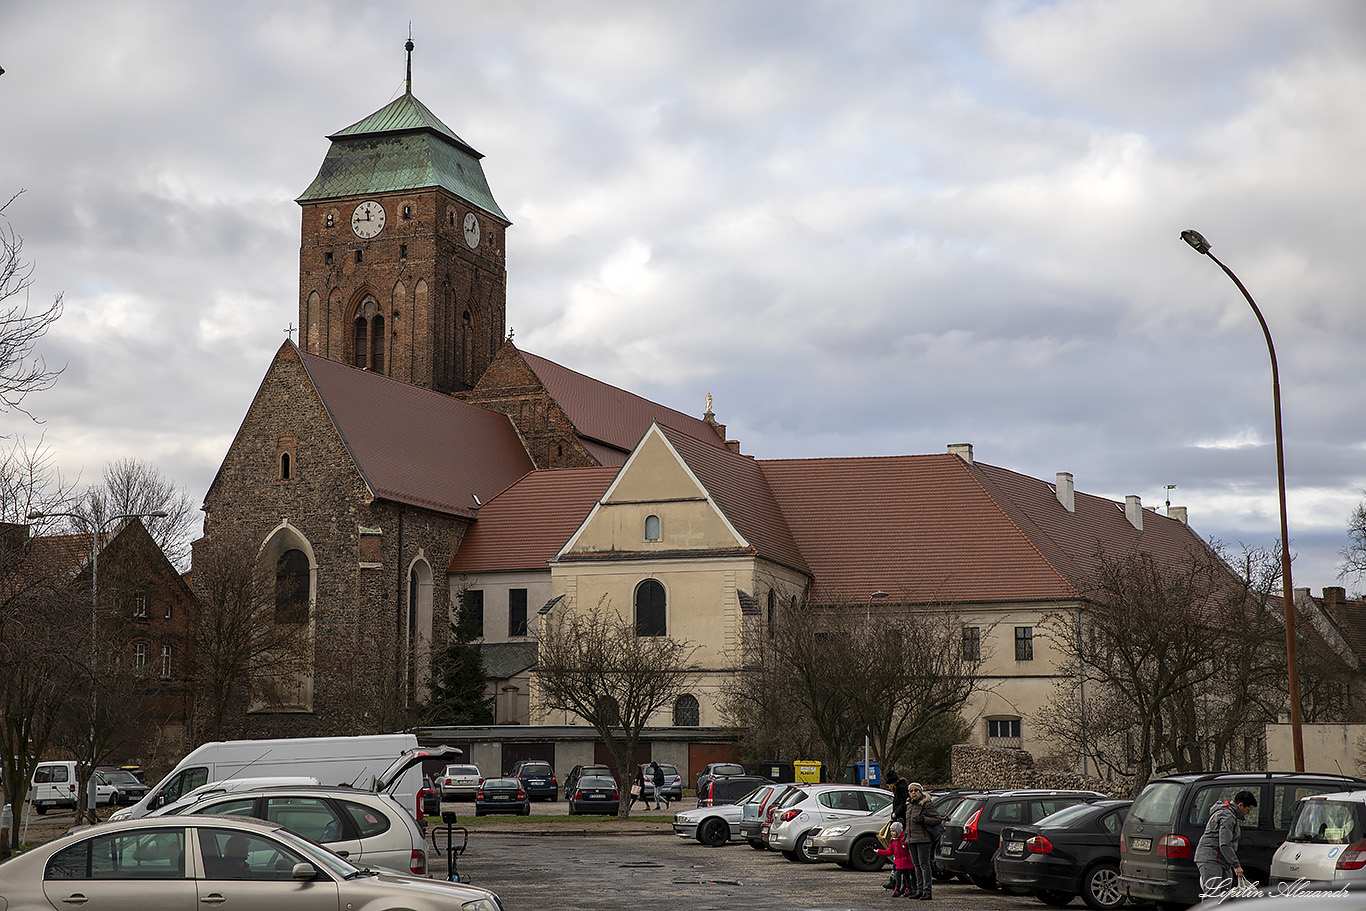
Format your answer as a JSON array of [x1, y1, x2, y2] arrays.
[[3, 0, 1364, 590]]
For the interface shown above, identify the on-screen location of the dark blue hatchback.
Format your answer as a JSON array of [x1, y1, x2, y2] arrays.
[[508, 760, 559, 801]]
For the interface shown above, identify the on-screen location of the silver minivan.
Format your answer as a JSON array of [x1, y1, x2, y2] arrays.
[[1271, 790, 1366, 888]]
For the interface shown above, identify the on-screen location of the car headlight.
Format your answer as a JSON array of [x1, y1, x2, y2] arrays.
[[823, 825, 850, 837], [463, 896, 502, 911]]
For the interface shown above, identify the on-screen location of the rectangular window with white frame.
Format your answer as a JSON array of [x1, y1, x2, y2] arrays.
[[133, 643, 147, 668], [160, 645, 172, 678]]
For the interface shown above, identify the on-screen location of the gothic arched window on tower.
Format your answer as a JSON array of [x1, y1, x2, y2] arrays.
[[635, 579, 666, 637], [353, 297, 384, 373], [371, 314, 384, 374], [353, 317, 368, 368], [275, 549, 310, 624]]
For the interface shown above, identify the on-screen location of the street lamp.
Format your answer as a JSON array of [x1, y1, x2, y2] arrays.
[[26, 508, 168, 814], [864, 590, 889, 786], [1180, 229, 1304, 772]]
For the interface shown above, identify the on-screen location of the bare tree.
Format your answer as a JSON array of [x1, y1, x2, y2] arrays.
[[78, 458, 198, 571], [0, 192, 64, 423], [533, 598, 699, 818], [1339, 496, 1366, 594], [190, 536, 311, 740]]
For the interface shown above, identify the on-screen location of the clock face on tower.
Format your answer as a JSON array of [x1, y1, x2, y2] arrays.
[[351, 200, 386, 239], [463, 212, 481, 249]]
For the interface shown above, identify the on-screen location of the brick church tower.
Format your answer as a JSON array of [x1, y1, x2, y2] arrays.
[[296, 41, 509, 393]]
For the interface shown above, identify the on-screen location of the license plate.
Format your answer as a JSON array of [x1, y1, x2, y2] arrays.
[[492, 795, 509, 800], [530, 779, 545, 785], [589, 792, 606, 799], [938, 844, 952, 857], [1131, 837, 1152, 852], [1006, 841, 1025, 855]]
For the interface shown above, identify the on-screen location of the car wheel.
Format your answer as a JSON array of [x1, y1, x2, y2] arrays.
[[1080, 862, 1124, 910], [34, 804, 47, 816], [699, 817, 730, 847], [791, 830, 819, 863], [1036, 889, 1076, 906], [521, 803, 531, 816], [748, 839, 767, 850], [970, 873, 998, 891], [848, 834, 886, 872], [474, 808, 484, 817], [781, 849, 802, 862], [568, 805, 577, 815], [108, 790, 120, 806]]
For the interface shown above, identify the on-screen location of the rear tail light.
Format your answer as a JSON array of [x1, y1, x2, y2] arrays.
[[612, 790, 620, 800], [964, 808, 982, 840], [475, 789, 484, 800], [780, 808, 802, 823], [1157, 834, 1192, 859], [518, 789, 526, 799], [410, 850, 427, 875], [573, 790, 583, 800], [1026, 836, 1054, 854], [1337, 839, 1366, 870]]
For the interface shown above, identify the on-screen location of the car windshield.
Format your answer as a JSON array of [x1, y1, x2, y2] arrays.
[[447, 766, 479, 776], [1286, 800, 1365, 844], [1130, 781, 1183, 826], [484, 778, 519, 788], [948, 798, 985, 824], [579, 777, 615, 788], [658, 765, 678, 776], [98, 770, 142, 786], [520, 764, 551, 776]]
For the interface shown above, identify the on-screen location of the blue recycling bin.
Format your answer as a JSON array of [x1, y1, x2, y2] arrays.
[[846, 760, 881, 786]]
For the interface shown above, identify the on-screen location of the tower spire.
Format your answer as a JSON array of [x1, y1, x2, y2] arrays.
[[405, 28, 414, 95]]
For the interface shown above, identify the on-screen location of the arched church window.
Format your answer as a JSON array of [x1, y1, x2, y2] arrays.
[[635, 579, 666, 637], [673, 694, 700, 727], [371, 314, 384, 374], [280, 452, 291, 480], [644, 515, 660, 541], [275, 549, 309, 624], [353, 297, 384, 373]]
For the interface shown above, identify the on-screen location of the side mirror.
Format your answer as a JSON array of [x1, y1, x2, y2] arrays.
[[292, 862, 318, 880]]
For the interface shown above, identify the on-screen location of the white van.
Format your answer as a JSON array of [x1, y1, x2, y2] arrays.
[[109, 734, 453, 821], [28, 761, 116, 814]]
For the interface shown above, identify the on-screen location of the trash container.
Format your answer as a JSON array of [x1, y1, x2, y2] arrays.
[[793, 760, 822, 783], [845, 760, 882, 786], [758, 760, 794, 783]]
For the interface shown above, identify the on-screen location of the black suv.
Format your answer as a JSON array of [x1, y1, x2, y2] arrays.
[[698, 774, 773, 807], [507, 760, 559, 801], [938, 789, 1109, 890], [1120, 770, 1366, 907]]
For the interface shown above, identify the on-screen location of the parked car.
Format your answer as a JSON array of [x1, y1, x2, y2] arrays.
[[1270, 789, 1366, 889], [150, 784, 433, 875], [938, 789, 1109, 890], [698, 774, 773, 808], [696, 762, 745, 798], [417, 775, 440, 820], [29, 760, 118, 813], [994, 798, 1132, 909], [675, 785, 771, 846], [564, 764, 614, 798], [808, 801, 894, 870], [476, 777, 531, 816], [738, 783, 783, 848], [95, 767, 152, 807], [767, 783, 894, 862], [0, 814, 503, 910], [642, 762, 684, 801], [930, 789, 995, 882], [507, 760, 558, 801], [438, 764, 482, 800], [1120, 771, 1366, 908], [568, 775, 621, 816]]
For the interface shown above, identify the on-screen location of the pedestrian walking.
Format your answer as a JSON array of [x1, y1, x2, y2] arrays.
[[649, 761, 669, 810], [1194, 790, 1257, 894], [903, 781, 940, 900], [876, 821, 915, 896], [629, 766, 646, 808]]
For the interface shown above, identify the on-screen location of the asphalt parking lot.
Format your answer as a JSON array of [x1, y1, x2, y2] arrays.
[[439, 829, 1047, 911]]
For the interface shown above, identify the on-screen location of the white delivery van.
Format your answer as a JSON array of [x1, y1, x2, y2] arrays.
[[110, 734, 454, 821], [28, 761, 116, 814]]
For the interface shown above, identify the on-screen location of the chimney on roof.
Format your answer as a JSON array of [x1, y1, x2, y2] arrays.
[[1169, 505, 1187, 525], [1324, 586, 1348, 625], [1056, 472, 1075, 513], [1124, 495, 1143, 531], [703, 392, 740, 453], [947, 443, 973, 465]]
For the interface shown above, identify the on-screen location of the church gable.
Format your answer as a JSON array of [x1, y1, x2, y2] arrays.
[[560, 425, 745, 559]]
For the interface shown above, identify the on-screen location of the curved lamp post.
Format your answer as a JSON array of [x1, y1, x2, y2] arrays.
[[1180, 229, 1304, 772], [864, 590, 889, 785], [26, 509, 169, 813]]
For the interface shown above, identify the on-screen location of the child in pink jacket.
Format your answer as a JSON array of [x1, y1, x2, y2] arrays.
[[876, 821, 915, 896]]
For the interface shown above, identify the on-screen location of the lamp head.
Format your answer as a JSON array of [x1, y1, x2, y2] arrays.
[[1181, 229, 1211, 254]]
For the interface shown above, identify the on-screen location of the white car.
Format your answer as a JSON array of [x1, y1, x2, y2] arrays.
[[673, 785, 770, 846], [439, 764, 483, 800], [766, 783, 894, 862], [1271, 790, 1366, 888]]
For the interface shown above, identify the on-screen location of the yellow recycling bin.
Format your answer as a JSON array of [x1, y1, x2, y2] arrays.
[[793, 760, 822, 783]]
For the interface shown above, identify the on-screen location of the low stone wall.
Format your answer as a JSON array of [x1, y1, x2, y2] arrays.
[[949, 744, 1130, 798]]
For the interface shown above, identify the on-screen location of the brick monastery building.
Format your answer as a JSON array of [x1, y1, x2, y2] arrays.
[[198, 48, 1292, 773]]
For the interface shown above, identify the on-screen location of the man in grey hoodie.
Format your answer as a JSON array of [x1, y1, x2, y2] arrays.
[[1194, 789, 1258, 893]]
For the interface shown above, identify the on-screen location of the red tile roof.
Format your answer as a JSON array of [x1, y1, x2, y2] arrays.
[[520, 351, 727, 457], [448, 466, 616, 574], [302, 351, 535, 517], [760, 453, 1211, 606]]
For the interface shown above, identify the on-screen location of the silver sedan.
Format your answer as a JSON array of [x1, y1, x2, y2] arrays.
[[0, 814, 502, 911]]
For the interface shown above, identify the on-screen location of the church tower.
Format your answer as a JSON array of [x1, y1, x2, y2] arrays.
[[296, 41, 509, 393]]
